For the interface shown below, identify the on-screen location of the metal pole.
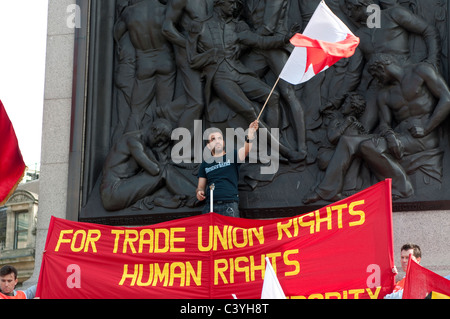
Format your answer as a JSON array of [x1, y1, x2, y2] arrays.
[[209, 183, 215, 213]]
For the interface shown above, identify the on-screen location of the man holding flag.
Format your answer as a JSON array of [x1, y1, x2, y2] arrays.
[[196, 119, 259, 216]]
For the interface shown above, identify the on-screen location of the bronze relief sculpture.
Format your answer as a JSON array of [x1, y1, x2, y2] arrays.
[[77, 0, 450, 224]]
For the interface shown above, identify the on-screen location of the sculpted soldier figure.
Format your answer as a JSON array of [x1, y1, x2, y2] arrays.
[[100, 119, 197, 211], [345, 0, 440, 65], [163, 0, 212, 160], [360, 54, 450, 196], [112, 1, 136, 142], [345, 0, 441, 132], [114, 0, 176, 132], [241, 0, 307, 159], [187, 0, 305, 162], [303, 54, 450, 204], [317, 92, 367, 172]]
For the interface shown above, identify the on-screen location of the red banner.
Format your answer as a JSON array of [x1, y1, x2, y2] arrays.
[[37, 180, 395, 299], [403, 255, 450, 299]]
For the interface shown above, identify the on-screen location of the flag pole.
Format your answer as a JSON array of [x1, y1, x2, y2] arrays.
[[256, 77, 281, 122]]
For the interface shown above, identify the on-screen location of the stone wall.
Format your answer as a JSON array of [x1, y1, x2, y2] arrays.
[[25, 0, 75, 287]]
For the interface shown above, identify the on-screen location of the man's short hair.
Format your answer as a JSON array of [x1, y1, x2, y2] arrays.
[[401, 243, 422, 259], [0, 265, 18, 279], [205, 127, 224, 144]]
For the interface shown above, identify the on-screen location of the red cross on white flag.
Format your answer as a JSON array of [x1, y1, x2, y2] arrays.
[[280, 1, 360, 85]]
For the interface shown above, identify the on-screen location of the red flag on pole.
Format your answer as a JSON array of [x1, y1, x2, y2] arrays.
[[402, 255, 450, 299], [279, 1, 360, 84], [0, 99, 26, 205]]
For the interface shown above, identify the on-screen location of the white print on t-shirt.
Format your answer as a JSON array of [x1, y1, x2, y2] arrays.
[[205, 160, 231, 174]]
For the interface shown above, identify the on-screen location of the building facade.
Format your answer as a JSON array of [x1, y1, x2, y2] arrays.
[[0, 181, 38, 287]]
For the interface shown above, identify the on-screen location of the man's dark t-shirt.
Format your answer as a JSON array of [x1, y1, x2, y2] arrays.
[[198, 150, 241, 202]]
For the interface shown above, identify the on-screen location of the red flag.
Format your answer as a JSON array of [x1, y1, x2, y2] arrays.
[[0, 100, 26, 205], [403, 255, 450, 299], [279, 2, 359, 84]]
